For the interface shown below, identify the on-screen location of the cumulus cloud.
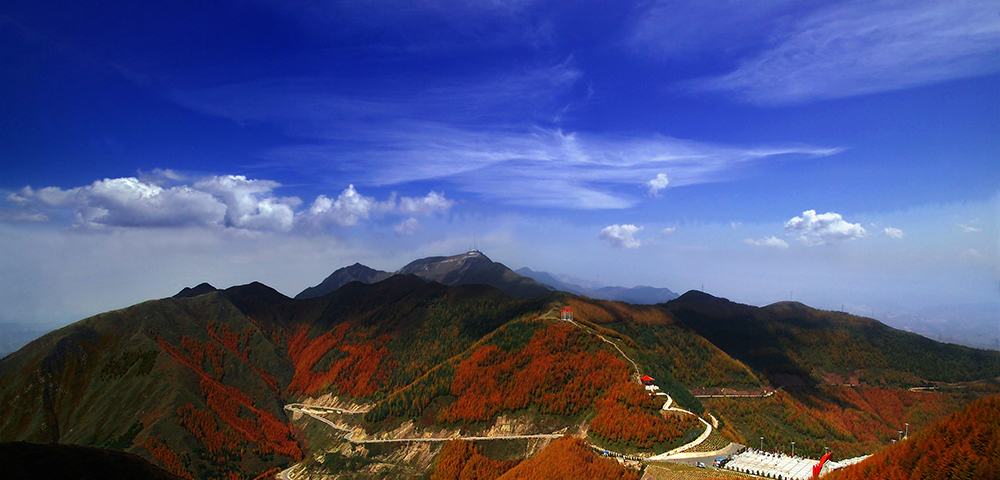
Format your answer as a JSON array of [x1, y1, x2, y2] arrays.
[[599, 224, 643, 248], [194, 175, 298, 231], [647, 173, 670, 196], [301, 184, 394, 228], [883, 227, 905, 239], [8, 179, 227, 228], [784, 210, 866, 246], [394, 217, 420, 236], [662, 227, 676, 235], [744, 236, 789, 249], [398, 191, 454, 216]]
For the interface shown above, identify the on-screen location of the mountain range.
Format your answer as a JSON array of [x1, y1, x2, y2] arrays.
[[293, 250, 678, 305], [1, 251, 998, 480]]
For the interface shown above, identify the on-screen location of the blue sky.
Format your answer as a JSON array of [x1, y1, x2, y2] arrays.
[[1, 0, 998, 330]]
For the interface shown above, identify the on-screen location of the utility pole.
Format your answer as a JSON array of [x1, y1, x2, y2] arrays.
[[791, 441, 795, 457]]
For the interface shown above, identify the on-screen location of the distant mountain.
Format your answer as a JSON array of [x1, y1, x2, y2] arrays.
[[397, 251, 552, 300], [664, 291, 1000, 387], [296, 251, 553, 301], [295, 263, 392, 299], [172, 282, 217, 298], [516, 267, 678, 304]]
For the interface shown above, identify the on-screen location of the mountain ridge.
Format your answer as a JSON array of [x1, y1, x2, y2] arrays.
[[295, 251, 553, 300], [515, 267, 678, 304]]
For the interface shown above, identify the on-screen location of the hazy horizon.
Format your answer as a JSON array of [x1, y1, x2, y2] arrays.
[[2, 1, 997, 342]]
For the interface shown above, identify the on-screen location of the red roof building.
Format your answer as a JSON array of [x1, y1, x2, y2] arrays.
[[640, 375, 655, 385], [560, 308, 573, 321]]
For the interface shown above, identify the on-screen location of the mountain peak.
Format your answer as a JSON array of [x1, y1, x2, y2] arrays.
[[172, 282, 217, 298]]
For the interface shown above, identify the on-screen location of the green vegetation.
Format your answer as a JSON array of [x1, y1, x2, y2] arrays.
[[100, 350, 158, 380], [666, 293, 1000, 386]]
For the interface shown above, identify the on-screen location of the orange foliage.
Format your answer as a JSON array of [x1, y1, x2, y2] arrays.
[[565, 298, 671, 326], [431, 440, 520, 480], [590, 382, 701, 449], [827, 394, 999, 480], [439, 323, 627, 423], [144, 435, 194, 479], [286, 323, 390, 397], [497, 436, 639, 480], [158, 336, 303, 461]]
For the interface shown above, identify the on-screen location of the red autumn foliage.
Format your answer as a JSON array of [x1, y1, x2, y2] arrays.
[[589, 382, 701, 449], [285, 323, 390, 397], [826, 394, 1000, 480], [497, 436, 640, 480], [431, 440, 521, 480], [157, 336, 303, 461], [144, 435, 194, 479], [439, 323, 627, 423]]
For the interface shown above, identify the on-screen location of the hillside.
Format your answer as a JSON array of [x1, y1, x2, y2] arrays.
[[824, 393, 999, 480], [0, 275, 546, 480], [664, 291, 1000, 387], [2, 270, 998, 480]]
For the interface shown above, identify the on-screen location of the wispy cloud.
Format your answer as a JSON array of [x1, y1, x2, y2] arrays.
[[599, 224, 643, 248], [687, 0, 1000, 104], [170, 64, 841, 210]]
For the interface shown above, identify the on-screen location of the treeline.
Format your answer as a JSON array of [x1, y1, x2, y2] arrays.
[[826, 394, 999, 480], [589, 382, 701, 450]]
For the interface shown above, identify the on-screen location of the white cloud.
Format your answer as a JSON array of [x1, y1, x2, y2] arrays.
[[301, 184, 394, 228], [394, 217, 420, 236], [662, 227, 676, 235], [883, 227, 905, 239], [784, 210, 866, 246], [958, 223, 981, 233], [398, 191, 454, 216], [599, 224, 643, 248], [647, 173, 670, 196], [193, 175, 298, 231], [8, 178, 228, 228], [689, 0, 1000, 104], [744, 236, 789, 249]]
